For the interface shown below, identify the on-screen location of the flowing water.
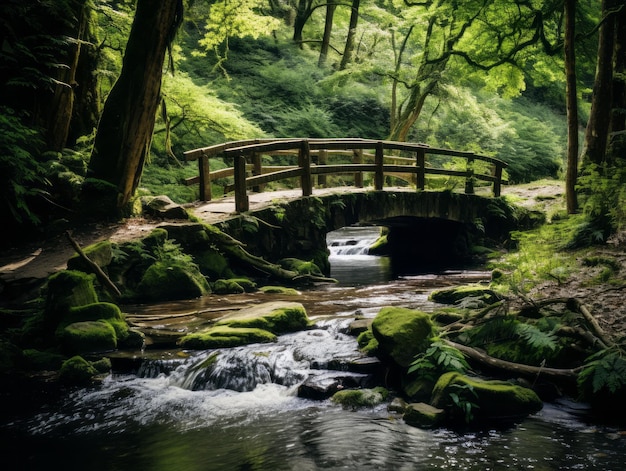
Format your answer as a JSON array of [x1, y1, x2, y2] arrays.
[[2, 227, 626, 470]]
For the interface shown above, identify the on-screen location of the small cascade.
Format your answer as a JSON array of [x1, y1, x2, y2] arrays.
[[327, 226, 382, 257], [169, 345, 309, 392]]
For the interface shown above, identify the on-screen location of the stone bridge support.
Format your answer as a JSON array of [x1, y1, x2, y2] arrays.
[[215, 191, 540, 276]]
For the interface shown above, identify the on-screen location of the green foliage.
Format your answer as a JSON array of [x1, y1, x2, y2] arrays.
[[578, 348, 626, 400], [408, 340, 470, 382], [447, 383, 480, 424], [467, 316, 559, 364], [0, 108, 46, 225], [570, 163, 626, 247]]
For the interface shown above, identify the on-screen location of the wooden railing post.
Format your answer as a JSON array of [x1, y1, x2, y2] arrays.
[[374, 141, 384, 190], [252, 151, 264, 193], [299, 139, 312, 196], [493, 164, 503, 197], [317, 149, 328, 187], [198, 152, 211, 201], [416, 148, 425, 191], [465, 155, 475, 194], [234, 154, 249, 212], [353, 149, 364, 188]]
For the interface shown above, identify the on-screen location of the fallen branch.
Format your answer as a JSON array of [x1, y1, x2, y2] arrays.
[[65, 231, 122, 298], [443, 339, 581, 382]]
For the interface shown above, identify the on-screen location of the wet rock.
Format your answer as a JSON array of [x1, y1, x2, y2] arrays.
[[297, 371, 373, 400], [431, 372, 543, 422], [331, 387, 389, 409], [403, 402, 445, 428], [371, 306, 435, 368], [216, 301, 310, 334]]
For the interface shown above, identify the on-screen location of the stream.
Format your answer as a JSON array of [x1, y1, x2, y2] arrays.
[[2, 227, 626, 470]]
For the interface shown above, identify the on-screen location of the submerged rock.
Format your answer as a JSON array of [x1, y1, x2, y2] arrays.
[[403, 402, 445, 428], [331, 387, 389, 409]]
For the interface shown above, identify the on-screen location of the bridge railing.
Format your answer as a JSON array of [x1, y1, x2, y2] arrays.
[[183, 138, 508, 212]]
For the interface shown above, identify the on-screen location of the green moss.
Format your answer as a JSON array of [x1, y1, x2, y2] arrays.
[[195, 248, 234, 279], [371, 307, 435, 368], [142, 228, 168, 251], [56, 320, 118, 354], [278, 258, 323, 276], [431, 372, 543, 421], [91, 357, 112, 374], [177, 326, 276, 349], [403, 402, 445, 429], [59, 355, 98, 385], [67, 240, 113, 272], [357, 329, 378, 354], [429, 284, 499, 305], [137, 261, 210, 301], [22, 349, 65, 371], [331, 387, 389, 409], [44, 270, 99, 324], [217, 303, 309, 334], [259, 286, 300, 295], [210, 277, 256, 295], [213, 279, 245, 294], [368, 234, 389, 255]]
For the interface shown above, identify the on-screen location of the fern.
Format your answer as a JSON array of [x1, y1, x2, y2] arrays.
[[516, 323, 557, 352], [578, 349, 626, 398], [408, 341, 470, 382]]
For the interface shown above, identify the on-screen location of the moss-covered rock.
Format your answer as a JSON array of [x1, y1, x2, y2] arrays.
[[368, 233, 390, 255], [431, 372, 543, 422], [278, 258, 323, 277], [22, 349, 65, 371], [177, 325, 277, 349], [357, 329, 378, 355], [403, 402, 445, 428], [58, 355, 99, 385], [429, 284, 500, 305], [213, 278, 257, 294], [56, 320, 118, 354], [331, 387, 389, 409], [44, 270, 99, 326], [136, 261, 210, 301], [67, 240, 113, 272], [371, 307, 435, 368], [194, 248, 234, 279], [259, 286, 301, 295], [217, 302, 309, 334]]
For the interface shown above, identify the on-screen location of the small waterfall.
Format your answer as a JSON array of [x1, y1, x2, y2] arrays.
[[327, 226, 382, 257], [169, 345, 309, 392]]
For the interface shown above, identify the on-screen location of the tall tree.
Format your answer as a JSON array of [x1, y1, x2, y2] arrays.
[[339, 0, 360, 70], [580, 0, 621, 166], [318, 2, 338, 67], [84, 0, 183, 215], [564, 0, 579, 213]]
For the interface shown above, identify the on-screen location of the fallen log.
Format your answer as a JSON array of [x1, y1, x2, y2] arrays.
[[443, 339, 581, 382]]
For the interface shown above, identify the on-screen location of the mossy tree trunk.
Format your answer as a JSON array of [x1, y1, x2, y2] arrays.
[[84, 0, 182, 215], [564, 0, 578, 214]]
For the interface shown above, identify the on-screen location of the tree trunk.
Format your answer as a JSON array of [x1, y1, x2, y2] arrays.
[[47, 0, 90, 151], [85, 0, 181, 215], [564, 0, 579, 213], [293, 0, 313, 44], [609, 4, 626, 136], [318, 2, 337, 67], [581, 0, 616, 166], [339, 0, 360, 70]]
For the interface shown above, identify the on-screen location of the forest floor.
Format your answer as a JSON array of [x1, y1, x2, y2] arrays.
[[1, 179, 625, 343]]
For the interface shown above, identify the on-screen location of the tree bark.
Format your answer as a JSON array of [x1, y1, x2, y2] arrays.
[[581, 0, 616, 166], [318, 2, 337, 67], [85, 0, 182, 214], [339, 0, 360, 70], [564, 0, 579, 213]]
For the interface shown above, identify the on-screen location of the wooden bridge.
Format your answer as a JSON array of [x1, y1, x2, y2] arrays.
[[183, 138, 508, 212]]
